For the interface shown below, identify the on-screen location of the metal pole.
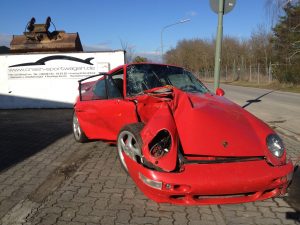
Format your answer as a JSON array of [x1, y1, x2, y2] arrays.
[[257, 63, 260, 85], [250, 64, 252, 82], [268, 62, 272, 83], [233, 59, 236, 81], [213, 0, 224, 91]]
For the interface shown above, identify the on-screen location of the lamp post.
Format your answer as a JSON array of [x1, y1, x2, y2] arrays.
[[160, 19, 191, 61]]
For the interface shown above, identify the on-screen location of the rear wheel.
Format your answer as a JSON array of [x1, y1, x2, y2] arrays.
[[117, 123, 144, 173], [73, 112, 88, 143]]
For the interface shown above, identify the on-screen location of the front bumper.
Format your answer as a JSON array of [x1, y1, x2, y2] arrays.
[[125, 156, 294, 205]]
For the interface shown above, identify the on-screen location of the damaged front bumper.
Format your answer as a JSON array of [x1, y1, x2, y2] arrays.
[[124, 155, 294, 205]]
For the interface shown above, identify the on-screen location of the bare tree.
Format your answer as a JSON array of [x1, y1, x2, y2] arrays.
[[249, 24, 273, 75], [119, 39, 135, 63]]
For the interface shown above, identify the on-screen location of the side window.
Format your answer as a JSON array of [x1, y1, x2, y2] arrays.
[[81, 71, 124, 101], [79, 75, 105, 101], [107, 76, 122, 98], [93, 78, 107, 100], [111, 69, 124, 97]]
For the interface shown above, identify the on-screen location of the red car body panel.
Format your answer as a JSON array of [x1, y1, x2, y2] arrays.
[[173, 91, 286, 163], [76, 99, 138, 140], [139, 101, 178, 172], [125, 154, 293, 205], [74, 63, 294, 205], [174, 91, 265, 157]]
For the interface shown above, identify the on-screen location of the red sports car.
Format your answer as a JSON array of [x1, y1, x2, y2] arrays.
[[73, 63, 294, 205]]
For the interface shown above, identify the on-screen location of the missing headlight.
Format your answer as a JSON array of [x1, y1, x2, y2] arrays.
[[149, 129, 171, 158]]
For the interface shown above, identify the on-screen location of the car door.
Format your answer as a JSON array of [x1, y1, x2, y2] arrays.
[[75, 71, 138, 141]]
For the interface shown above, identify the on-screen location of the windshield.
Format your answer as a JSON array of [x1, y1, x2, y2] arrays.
[[126, 64, 210, 96]]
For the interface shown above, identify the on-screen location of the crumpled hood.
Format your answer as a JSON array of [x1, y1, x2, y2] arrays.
[[173, 91, 271, 157]]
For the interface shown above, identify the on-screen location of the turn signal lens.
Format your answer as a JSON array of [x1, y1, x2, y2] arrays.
[[139, 173, 162, 190]]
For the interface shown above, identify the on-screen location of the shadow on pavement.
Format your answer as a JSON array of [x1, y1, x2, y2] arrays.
[[0, 94, 73, 109], [285, 211, 300, 223], [0, 109, 73, 172], [242, 90, 275, 108], [285, 165, 300, 214]]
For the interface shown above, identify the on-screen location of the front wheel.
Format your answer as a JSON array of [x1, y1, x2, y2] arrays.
[[72, 112, 88, 143], [117, 123, 144, 173]]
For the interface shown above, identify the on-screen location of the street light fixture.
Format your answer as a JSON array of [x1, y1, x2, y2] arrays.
[[160, 19, 191, 60]]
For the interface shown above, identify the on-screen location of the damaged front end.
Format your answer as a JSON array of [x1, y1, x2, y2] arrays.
[[118, 87, 294, 205], [117, 87, 179, 173]]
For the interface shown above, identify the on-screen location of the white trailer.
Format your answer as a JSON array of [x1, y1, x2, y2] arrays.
[[0, 51, 125, 108]]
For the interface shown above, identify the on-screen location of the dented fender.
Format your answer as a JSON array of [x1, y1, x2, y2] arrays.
[[139, 101, 178, 172]]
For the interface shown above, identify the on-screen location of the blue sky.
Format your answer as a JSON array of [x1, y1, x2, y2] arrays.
[[0, 0, 270, 60]]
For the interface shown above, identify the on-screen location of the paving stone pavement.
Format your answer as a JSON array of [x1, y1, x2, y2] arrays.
[[0, 109, 299, 225]]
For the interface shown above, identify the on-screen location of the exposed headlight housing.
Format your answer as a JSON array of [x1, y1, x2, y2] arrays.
[[148, 129, 171, 159], [266, 134, 284, 158]]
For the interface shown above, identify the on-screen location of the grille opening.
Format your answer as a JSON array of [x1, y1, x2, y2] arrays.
[[262, 188, 277, 195], [170, 195, 186, 200], [183, 155, 265, 164], [193, 192, 255, 200]]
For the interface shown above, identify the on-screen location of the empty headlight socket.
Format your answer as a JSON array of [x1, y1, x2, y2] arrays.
[[148, 129, 171, 159]]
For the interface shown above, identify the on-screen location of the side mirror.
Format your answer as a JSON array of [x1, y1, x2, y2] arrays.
[[216, 88, 225, 96]]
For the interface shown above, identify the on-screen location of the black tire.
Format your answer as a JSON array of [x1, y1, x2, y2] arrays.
[[117, 123, 144, 173], [72, 112, 88, 143]]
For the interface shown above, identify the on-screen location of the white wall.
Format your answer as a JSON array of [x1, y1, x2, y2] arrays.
[[0, 51, 125, 108]]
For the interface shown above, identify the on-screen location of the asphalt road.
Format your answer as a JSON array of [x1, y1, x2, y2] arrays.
[[206, 83, 300, 140]]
